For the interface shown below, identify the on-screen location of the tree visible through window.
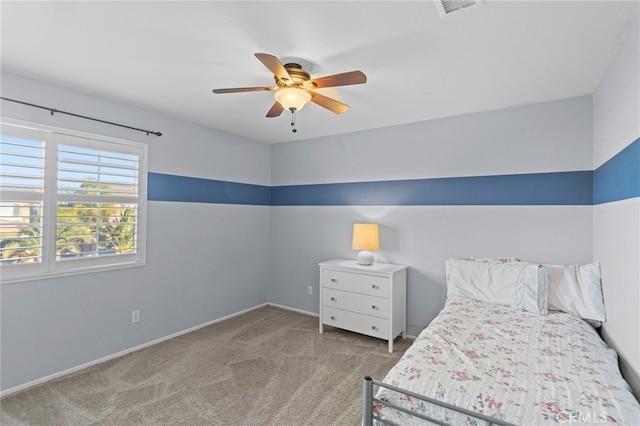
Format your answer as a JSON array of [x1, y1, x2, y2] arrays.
[[0, 120, 147, 282]]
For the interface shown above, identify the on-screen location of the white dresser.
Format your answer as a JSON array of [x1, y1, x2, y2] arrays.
[[319, 259, 407, 352]]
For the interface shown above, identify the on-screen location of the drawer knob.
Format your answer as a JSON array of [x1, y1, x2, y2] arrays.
[[330, 316, 336, 321], [331, 278, 338, 283], [330, 297, 337, 302], [371, 326, 378, 331], [371, 305, 378, 310], [372, 284, 379, 290]]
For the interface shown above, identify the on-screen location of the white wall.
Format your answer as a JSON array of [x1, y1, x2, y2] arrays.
[[269, 97, 594, 336], [593, 9, 640, 396], [0, 72, 272, 392]]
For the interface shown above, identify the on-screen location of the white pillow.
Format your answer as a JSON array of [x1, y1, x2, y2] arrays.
[[546, 261, 606, 322], [444, 256, 520, 277], [446, 258, 548, 315], [467, 256, 521, 264]]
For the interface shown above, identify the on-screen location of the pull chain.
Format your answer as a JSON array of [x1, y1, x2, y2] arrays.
[[289, 108, 298, 133]]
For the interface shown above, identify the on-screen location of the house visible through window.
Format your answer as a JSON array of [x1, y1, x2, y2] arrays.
[[0, 119, 147, 282]]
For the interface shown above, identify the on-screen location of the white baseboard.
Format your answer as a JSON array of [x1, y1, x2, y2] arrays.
[[0, 302, 271, 398], [267, 302, 318, 317]]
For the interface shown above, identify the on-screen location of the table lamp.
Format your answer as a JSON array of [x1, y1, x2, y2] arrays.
[[352, 223, 379, 266]]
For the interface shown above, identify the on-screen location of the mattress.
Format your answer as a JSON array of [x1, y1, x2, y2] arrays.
[[375, 298, 640, 425]]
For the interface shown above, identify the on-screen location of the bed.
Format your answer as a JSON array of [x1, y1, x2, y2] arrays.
[[363, 258, 640, 425]]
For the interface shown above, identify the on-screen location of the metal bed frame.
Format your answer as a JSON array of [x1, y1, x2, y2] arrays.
[[362, 376, 517, 426]]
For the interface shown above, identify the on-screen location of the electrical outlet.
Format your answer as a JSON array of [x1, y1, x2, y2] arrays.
[[307, 286, 313, 295], [131, 310, 140, 323]]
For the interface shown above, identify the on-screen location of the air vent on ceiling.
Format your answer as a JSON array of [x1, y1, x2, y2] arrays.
[[435, 0, 483, 17]]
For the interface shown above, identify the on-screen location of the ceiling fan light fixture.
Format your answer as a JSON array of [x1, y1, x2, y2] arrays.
[[274, 87, 312, 111]]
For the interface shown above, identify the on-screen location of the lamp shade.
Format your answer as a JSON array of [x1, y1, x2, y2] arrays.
[[352, 223, 380, 251], [274, 87, 312, 111]]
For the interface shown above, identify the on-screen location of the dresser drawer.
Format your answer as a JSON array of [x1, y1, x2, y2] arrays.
[[322, 288, 389, 319], [322, 306, 388, 340], [322, 269, 389, 297]]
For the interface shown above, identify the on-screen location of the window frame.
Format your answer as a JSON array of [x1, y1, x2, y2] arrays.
[[1, 118, 148, 284]]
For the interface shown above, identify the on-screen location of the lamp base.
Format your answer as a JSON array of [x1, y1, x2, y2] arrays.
[[356, 250, 374, 266]]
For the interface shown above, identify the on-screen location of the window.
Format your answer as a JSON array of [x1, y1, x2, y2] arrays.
[[1, 119, 147, 283]]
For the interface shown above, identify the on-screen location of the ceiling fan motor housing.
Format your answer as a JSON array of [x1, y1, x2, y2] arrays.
[[277, 63, 313, 87]]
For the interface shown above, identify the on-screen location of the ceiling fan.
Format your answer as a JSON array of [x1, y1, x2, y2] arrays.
[[212, 53, 367, 132]]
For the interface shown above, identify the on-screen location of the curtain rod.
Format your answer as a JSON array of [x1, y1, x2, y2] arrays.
[[0, 97, 162, 136]]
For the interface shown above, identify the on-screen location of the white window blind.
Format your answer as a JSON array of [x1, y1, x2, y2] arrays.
[[56, 135, 140, 261], [0, 119, 147, 283], [0, 131, 45, 265]]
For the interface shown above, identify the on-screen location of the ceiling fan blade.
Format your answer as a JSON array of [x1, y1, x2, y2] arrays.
[[212, 86, 277, 94], [308, 91, 349, 114], [255, 53, 291, 82], [306, 70, 367, 89], [266, 102, 284, 118]]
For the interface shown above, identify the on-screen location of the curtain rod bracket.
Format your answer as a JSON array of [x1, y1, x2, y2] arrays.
[[1, 96, 162, 137]]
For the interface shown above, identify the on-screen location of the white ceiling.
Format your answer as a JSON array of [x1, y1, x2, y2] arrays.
[[1, 1, 638, 144]]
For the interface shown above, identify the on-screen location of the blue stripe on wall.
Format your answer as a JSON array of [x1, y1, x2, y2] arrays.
[[148, 171, 593, 206], [271, 171, 593, 206], [593, 137, 640, 205], [148, 172, 271, 205], [149, 138, 640, 207]]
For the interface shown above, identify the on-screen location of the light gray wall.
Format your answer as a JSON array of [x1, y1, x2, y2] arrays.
[[593, 9, 640, 396], [0, 72, 272, 391], [269, 97, 594, 336], [272, 97, 593, 185]]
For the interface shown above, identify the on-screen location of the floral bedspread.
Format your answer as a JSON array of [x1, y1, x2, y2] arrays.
[[375, 298, 640, 425]]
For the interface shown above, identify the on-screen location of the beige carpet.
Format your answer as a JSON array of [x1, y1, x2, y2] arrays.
[[1, 305, 411, 425]]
